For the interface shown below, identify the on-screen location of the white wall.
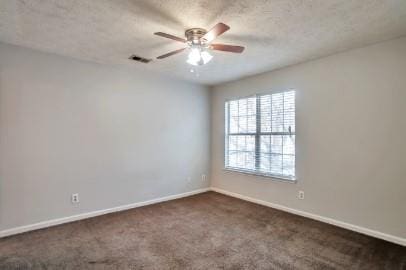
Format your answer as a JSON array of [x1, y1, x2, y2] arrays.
[[211, 37, 406, 240], [0, 43, 210, 231]]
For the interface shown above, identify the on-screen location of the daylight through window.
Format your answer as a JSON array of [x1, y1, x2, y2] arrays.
[[225, 90, 295, 180]]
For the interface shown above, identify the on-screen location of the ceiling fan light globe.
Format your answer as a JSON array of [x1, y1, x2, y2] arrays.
[[186, 47, 213, 66], [188, 48, 201, 63], [201, 51, 213, 64], [187, 58, 199, 66]]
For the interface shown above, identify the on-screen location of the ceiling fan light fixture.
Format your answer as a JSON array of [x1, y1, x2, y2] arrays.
[[187, 47, 212, 66], [201, 51, 213, 63], [154, 23, 244, 63]]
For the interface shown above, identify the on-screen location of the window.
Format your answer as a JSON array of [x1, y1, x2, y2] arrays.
[[225, 90, 295, 180]]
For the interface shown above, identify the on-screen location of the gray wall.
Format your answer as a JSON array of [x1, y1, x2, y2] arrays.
[[0, 43, 210, 231], [211, 37, 406, 239]]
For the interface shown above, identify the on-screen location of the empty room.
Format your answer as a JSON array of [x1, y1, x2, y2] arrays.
[[0, 0, 405, 269]]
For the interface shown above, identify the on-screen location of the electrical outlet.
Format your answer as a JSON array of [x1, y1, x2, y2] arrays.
[[298, 191, 304, 200], [71, 193, 79, 203], [202, 174, 207, 181]]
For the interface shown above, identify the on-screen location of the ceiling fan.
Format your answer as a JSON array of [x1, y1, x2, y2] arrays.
[[154, 23, 245, 66]]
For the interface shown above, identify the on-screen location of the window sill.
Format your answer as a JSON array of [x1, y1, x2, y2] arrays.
[[223, 167, 297, 183]]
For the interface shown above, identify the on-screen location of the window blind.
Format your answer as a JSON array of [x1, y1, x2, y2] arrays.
[[225, 90, 295, 180]]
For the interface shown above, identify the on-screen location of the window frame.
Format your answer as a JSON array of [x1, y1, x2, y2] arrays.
[[224, 91, 296, 182]]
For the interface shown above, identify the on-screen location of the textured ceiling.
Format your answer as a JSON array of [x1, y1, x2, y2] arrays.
[[1, 0, 406, 85]]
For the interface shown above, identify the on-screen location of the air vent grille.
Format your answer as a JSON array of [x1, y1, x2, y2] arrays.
[[129, 55, 152, 63]]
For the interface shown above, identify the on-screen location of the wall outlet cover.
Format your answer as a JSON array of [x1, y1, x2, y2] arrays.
[[71, 193, 79, 203]]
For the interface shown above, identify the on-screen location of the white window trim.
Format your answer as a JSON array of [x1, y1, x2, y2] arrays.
[[224, 91, 296, 183], [223, 167, 297, 182]]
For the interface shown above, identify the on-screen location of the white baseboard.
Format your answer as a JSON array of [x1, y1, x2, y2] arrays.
[[2, 187, 404, 246], [0, 188, 210, 238], [210, 187, 406, 246]]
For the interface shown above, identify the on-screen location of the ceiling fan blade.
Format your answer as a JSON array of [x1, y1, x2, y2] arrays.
[[211, 44, 245, 53], [154, 32, 186, 43], [202, 23, 230, 43], [156, 48, 186, 59]]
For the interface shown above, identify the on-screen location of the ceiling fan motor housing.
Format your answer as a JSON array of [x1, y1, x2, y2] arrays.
[[185, 28, 208, 45]]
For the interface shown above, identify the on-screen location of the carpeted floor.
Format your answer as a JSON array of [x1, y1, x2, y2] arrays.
[[0, 192, 405, 270]]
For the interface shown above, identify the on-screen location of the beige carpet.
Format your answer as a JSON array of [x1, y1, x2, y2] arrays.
[[0, 191, 405, 269]]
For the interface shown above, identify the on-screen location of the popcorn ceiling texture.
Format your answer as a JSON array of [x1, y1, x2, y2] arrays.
[[0, 0, 406, 85]]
